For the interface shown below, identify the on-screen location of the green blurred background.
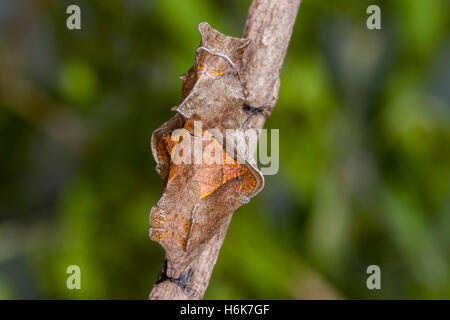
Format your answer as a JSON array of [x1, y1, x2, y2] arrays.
[[0, 0, 449, 299]]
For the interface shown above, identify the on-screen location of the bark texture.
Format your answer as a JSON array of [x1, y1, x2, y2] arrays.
[[149, 0, 301, 300]]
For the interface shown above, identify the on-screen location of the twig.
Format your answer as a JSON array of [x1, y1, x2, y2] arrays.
[[149, 0, 301, 300]]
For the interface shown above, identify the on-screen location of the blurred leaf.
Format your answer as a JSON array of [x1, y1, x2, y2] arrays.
[[59, 59, 98, 108]]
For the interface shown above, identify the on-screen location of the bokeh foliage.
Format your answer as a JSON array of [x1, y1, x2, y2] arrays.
[[0, 0, 449, 299]]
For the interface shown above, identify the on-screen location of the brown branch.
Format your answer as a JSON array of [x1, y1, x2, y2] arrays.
[[149, 0, 301, 300]]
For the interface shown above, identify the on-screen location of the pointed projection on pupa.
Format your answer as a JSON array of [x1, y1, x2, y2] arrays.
[[174, 22, 252, 131]]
